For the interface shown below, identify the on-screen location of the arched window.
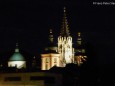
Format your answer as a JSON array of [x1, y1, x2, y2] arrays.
[[46, 58, 49, 63], [45, 64, 48, 70], [54, 58, 57, 63]]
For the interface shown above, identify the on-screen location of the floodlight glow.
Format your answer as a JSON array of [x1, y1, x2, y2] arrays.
[[76, 55, 87, 66]]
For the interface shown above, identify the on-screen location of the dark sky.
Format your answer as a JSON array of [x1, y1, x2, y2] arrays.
[[0, 0, 115, 66]]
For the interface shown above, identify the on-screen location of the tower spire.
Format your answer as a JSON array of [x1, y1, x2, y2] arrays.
[[60, 7, 70, 36]]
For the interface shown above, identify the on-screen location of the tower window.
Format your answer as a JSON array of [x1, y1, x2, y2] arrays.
[[68, 45, 70, 48], [54, 58, 57, 63], [46, 64, 48, 70], [46, 58, 49, 63]]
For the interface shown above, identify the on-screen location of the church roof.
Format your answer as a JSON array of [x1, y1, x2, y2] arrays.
[[9, 43, 25, 61], [9, 52, 25, 61]]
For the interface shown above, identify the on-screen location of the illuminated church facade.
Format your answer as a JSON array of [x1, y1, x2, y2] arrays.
[[41, 7, 87, 70]]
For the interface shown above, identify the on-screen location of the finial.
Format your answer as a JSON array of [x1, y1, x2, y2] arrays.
[[15, 43, 19, 52]]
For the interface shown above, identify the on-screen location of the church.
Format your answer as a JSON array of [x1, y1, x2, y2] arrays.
[[41, 7, 87, 70], [0, 7, 87, 70], [0, 7, 88, 86]]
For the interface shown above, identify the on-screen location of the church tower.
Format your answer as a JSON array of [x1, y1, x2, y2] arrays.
[[74, 32, 87, 66], [41, 29, 60, 70], [58, 7, 74, 67]]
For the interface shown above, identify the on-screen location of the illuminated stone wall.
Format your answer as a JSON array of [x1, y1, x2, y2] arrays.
[[58, 36, 74, 66], [8, 61, 26, 69], [41, 54, 60, 70]]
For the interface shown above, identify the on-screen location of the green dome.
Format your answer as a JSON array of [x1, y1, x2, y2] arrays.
[[9, 52, 25, 61], [9, 43, 25, 61]]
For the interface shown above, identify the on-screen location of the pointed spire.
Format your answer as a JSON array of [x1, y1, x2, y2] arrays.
[[15, 43, 19, 52], [60, 7, 70, 36], [49, 29, 54, 43]]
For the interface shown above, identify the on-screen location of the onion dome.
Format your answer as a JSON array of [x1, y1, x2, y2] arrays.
[[43, 29, 58, 54]]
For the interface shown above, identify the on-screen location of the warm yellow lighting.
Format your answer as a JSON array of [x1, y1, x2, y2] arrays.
[[58, 35, 74, 66], [41, 54, 60, 70], [8, 61, 26, 69], [76, 55, 87, 66]]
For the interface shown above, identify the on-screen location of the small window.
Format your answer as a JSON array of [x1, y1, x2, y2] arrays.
[[4, 77, 21, 81], [30, 76, 55, 84], [45, 64, 48, 70], [46, 58, 49, 63], [30, 76, 44, 80]]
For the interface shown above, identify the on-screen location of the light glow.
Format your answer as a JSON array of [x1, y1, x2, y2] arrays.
[[75, 55, 87, 66], [8, 61, 26, 69]]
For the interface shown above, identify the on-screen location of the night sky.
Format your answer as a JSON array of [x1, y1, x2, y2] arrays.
[[0, 0, 115, 66]]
